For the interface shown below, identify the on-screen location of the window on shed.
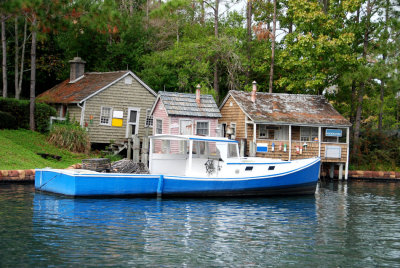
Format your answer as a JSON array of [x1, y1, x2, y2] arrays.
[[145, 109, 153, 127], [128, 108, 140, 135], [300, 127, 318, 141], [230, 123, 236, 136], [156, 119, 163, 134], [196, 121, 209, 136], [100, 107, 112, 125]]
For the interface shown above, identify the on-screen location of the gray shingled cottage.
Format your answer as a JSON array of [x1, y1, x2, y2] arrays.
[[37, 57, 157, 145]]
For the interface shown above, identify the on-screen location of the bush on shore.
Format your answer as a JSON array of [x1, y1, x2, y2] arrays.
[[48, 122, 91, 154]]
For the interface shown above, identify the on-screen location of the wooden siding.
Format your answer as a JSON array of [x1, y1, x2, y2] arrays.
[[83, 75, 156, 143], [219, 95, 247, 139], [67, 105, 82, 123], [153, 99, 218, 136]]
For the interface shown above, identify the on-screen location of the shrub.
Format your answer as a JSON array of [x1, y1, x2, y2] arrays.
[[0, 97, 56, 132], [48, 122, 91, 153], [0, 111, 17, 129]]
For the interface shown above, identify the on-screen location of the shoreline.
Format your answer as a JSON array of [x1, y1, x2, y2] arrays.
[[1, 166, 399, 183]]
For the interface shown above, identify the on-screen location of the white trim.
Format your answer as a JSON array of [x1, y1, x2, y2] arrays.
[[100, 106, 113, 126], [149, 95, 162, 117], [155, 118, 163, 135], [125, 107, 140, 137], [318, 127, 322, 157], [77, 101, 85, 127], [195, 120, 211, 136], [80, 71, 156, 103], [69, 75, 85, 84], [230, 122, 237, 137]]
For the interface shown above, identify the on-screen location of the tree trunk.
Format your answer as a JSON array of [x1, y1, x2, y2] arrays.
[[29, 15, 37, 131], [213, 0, 220, 102], [353, 0, 371, 148], [378, 0, 389, 131], [14, 17, 19, 99], [2, 15, 7, 98], [268, 0, 276, 93], [200, 0, 205, 25], [18, 17, 27, 99], [246, 0, 252, 82]]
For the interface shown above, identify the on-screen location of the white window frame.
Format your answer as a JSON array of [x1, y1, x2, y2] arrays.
[[230, 122, 237, 136], [125, 107, 140, 137], [155, 118, 163, 134], [145, 108, 153, 127], [196, 120, 210, 136], [100, 106, 112, 126], [179, 119, 193, 135], [259, 125, 269, 138]]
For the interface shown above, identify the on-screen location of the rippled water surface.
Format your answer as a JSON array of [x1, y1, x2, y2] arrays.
[[0, 181, 400, 267]]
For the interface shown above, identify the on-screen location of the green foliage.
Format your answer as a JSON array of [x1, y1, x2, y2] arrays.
[[0, 129, 95, 170], [0, 111, 17, 130], [0, 98, 56, 132], [47, 122, 91, 154], [351, 128, 400, 171]]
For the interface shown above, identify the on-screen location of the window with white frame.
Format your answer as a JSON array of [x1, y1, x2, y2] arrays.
[[156, 119, 163, 134], [145, 109, 153, 127], [300, 126, 318, 141], [100, 107, 112, 125], [196, 121, 209, 136], [230, 123, 236, 136]]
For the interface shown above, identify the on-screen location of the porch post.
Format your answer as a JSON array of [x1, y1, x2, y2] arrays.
[[187, 140, 193, 173], [149, 138, 153, 172], [318, 126, 322, 157], [345, 127, 350, 180], [252, 123, 257, 157], [289, 125, 292, 161]]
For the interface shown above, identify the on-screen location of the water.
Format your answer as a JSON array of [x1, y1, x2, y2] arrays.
[[0, 182, 400, 267]]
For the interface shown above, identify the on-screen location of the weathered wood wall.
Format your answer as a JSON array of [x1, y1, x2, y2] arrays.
[[219, 95, 247, 138], [80, 75, 156, 143]]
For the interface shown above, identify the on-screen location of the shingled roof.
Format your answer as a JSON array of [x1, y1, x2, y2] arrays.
[[153, 91, 221, 118], [37, 71, 156, 104], [223, 90, 351, 127]]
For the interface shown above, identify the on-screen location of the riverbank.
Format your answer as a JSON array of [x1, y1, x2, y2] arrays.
[[1, 167, 400, 182]]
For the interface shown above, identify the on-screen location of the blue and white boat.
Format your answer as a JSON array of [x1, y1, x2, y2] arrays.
[[35, 135, 321, 197]]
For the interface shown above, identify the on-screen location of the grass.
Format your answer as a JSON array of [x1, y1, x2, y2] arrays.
[[0, 129, 98, 170]]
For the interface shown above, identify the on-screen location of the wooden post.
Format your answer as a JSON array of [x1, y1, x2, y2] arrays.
[[289, 125, 292, 161], [329, 163, 334, 179], [318, 126, 322, 157], [345, 127, 350, 180], [133, 135, 140, 163], [338, 163, 343, 180], [141, 137, 149, 166], [240, 139, 245, 157], [127, 138, 132, 160]]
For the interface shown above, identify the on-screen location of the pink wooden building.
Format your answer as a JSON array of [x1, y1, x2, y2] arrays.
[[150, 87, 221, 137]]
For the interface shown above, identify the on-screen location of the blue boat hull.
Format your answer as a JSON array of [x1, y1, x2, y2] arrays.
[[35, 158, 321, 197]]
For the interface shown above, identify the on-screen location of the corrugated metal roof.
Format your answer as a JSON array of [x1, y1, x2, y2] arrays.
[[159, 91, 221, 118], [37, 71, 156, 104], [228, 90, 351, 127]]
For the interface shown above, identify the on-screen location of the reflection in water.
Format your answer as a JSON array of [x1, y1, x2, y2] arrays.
[[32, 193, 317, 267], [1, 182, 400, 267]]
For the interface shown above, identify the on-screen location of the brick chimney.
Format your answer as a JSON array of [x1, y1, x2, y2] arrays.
[[251, 81, 257, 103], [69, 57, 86, 82], [196, 84, 201, 104]]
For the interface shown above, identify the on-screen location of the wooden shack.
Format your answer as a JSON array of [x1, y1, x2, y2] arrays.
[[150, 86, 221, 136], [37, 57, 157, 146], [219, 84, 352, 179]]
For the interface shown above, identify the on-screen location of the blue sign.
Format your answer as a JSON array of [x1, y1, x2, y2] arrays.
[[257, 144, 268, 153], [325, 129, 342, 137]]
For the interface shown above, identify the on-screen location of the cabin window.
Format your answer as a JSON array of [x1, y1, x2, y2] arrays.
[[145, 109, 153, 127], [100, 106, 112, 125], [228, 143, 238, 158], [300, 127, 318, 141], [268, 166, 275, 170], [245, 166, 253, 171], [156, 119, 163, 134], [196, 121, 209, 136]]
